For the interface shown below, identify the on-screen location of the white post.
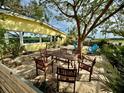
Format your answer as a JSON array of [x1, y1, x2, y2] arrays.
[[4, 32, 9, 44], [39, 34, 42, 43], [54, 36, 56, 42], [19, 32, 23, 45], [50, 35, 52, 42]]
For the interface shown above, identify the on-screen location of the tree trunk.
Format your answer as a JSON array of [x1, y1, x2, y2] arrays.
[[77, 36, 81, 58], [75, 17, 81, 58]]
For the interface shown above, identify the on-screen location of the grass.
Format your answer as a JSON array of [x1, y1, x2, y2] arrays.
[[91, 39, 124, 45]]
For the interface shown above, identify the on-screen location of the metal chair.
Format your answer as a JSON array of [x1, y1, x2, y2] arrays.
[[78, 56, 96, 81], [56, 67, 77, 93]]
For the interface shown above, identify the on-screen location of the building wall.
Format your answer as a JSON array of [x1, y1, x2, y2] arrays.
[[0, 9, 66, 51]]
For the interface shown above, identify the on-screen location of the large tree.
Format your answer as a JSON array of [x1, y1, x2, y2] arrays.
[[0, 0, 23, 13], [23, 0, 44, 21], [0, 0, 44, 21], [41, 0, 124, 57], [99, 3, 124, 38]]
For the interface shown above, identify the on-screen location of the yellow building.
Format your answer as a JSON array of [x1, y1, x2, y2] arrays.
[[0, 9, 66, 51]]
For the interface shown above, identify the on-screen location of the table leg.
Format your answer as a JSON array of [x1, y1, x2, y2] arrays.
[[68, 59, 69, 68]]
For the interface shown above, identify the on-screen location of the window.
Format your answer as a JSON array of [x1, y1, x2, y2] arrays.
[[42, 35, 51, 42], [23, 32, 40, 43]]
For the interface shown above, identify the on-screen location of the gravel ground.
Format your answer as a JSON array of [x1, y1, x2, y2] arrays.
[[1, 45, 111, 93]]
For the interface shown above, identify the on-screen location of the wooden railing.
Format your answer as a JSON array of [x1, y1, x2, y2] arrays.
[[0, 63, 41, 93]]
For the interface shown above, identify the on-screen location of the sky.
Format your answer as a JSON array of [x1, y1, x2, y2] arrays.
[[21, 0, 31, 5], [21, 0, 122, 39]]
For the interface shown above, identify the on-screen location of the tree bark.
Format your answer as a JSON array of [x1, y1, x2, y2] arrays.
[[75, 17, 81, 58]]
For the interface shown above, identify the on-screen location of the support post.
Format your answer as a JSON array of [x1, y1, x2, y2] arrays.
[[39, 34, 42, 43], [19, 32, 23, 46], [4, 32, 9, 44], [50, 35, 52, 42]]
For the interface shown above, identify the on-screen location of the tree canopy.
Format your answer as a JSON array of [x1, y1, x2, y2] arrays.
[[41, 0, 124, 56], [1, 0, 124, 55], [0, 0, 44, 21]]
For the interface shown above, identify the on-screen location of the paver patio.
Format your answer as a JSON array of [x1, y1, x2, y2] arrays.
[[1, 45, 110, 93]]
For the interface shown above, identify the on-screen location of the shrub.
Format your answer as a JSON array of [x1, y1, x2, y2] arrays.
[[0, 27, 8, 61], [101, 45, 124, 93], [7, 38, 25, 58]]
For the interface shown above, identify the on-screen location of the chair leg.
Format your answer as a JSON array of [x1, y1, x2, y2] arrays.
[[51, 56, 54, 73], [68, 59, 69, 68], [74, 83, 76, 93], [77, 66, 80, 76], [36, 68, 38, 76], [56, 57, 57, 63], [44, 71, 47, 81], [57, 81, 59, 92], [89, 72, 92, 82], [52, 61, 53, 73], [71, 61, 73, 68], [77, 62, 80, 75]]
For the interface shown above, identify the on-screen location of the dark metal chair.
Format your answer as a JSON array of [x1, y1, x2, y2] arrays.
[[78, 56, 96, 81], [56, 67, 77, 93]]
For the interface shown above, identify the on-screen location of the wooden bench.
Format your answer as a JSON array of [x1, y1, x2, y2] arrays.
[[0, 63, 39, 93]]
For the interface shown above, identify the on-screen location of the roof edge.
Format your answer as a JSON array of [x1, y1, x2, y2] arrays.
[[0, 8, 66, 36]]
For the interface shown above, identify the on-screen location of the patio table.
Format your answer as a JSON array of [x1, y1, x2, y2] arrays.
[[46, 50, 79, 68]]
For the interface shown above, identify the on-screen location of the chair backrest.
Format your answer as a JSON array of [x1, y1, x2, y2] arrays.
[[34, 57, 46, 71], [57, 67, 77, 83], [39, 49, 47, 56], [92, 57, 96, 67], [79, 57, 96, 72], [60, 48, 68, 54], [78, 57, 96, 81], [39, 49, 49, 62]]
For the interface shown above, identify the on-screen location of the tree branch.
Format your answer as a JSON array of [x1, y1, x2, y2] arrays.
[[72, 0, 76, 6], [87, 11, 94, 26], [86, 0, 104, 27], [95, 3, 124, 27], [91, 0, 113, 28], [80, 18, 86, 25], [81, 0, 114, 41], [76, 0, 83, 11], [82, 0, 104, 19], [51, 0, 75, 18], [81, 24, 87, 40]]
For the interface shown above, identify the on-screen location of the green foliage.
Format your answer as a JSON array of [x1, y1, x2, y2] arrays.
[[63, 30, 77, 46], [34, 81, 57, 93], [7, 38, 21, 58], [2, 0, 23, 13], [101, 45, 124, 93], [25, 0, 43, 20], [23, 37, 40, 43], [98, 39, 108, 48], [0, 27, 7, 58], [7, 39, 25, 58], [0, 27, 25, 59], [47, 41, 56, 48], [1, 0, 44, 21], [63, 36, 73, 46]]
